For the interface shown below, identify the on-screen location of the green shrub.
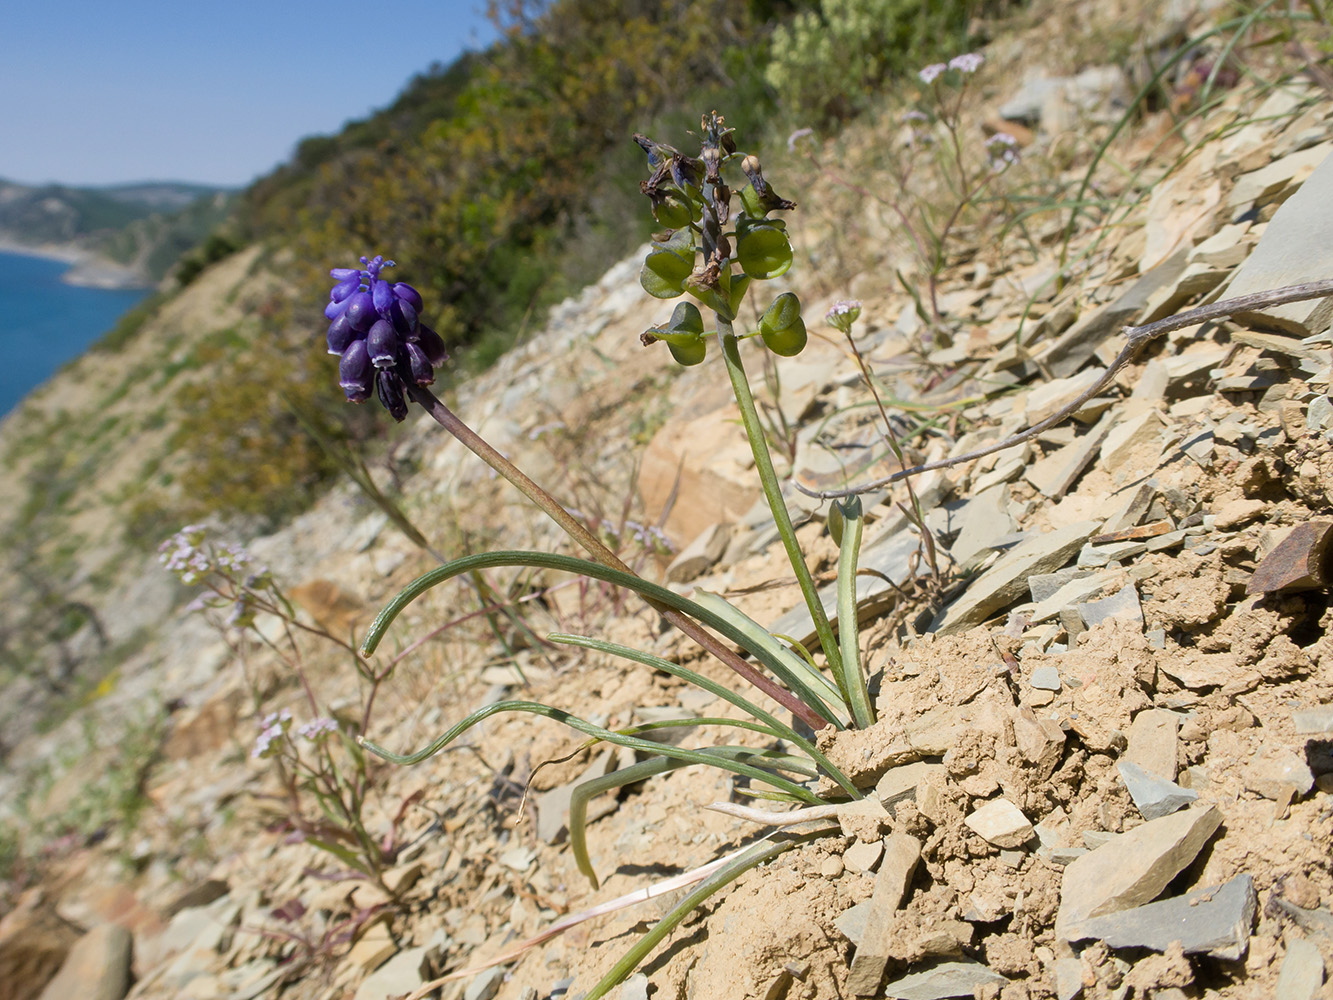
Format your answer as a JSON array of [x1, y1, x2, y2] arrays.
[[766, 0, 975, 121]]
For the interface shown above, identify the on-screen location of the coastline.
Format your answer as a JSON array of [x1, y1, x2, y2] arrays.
[[0, 238, 152, 290]]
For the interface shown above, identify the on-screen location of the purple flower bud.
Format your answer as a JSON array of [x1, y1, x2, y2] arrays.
[[366, 319, 398, 368], [372, 278, 393, 315], [330, 275, 361, 303], [325, 297, 350, 320], [405, 342, 434, 385], [326, 312, 357, 355], [339, 340, 373, 402], [330, 267, 359, 281], [391, 297, 418, 336], [417, 325, 448, 367], [376, 370, 409, 422], [393, 283, 423, 312], [344, 291, 378, 332]]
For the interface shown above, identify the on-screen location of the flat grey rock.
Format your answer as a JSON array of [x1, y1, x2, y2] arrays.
[[1294, 706, 1333, 733], [1225, 146, 1333, 335], [1063, 874, 1256, 960], [1118, 760, 1197, 820], [1274, 936, 1326, 1000], [617, 973, 650, 1000], [931, 521, 1099, 635], [1030, 666, 1062, 691], [1124, 709, 1180, 781], [882, 960, 1008, 999], [36, 923, 132, 1000], [1079, 583, 1144, 629], [1056, 805, 1223, 938], [354, 947, 431, 1000]]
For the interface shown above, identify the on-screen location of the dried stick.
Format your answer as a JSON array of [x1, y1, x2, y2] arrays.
[[704, 801, 844, 826], [795, 278, 1333, 499]]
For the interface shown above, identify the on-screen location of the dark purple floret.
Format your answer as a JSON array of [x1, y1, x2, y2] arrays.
[[324, 254, 446, 421], [339, 340, 373, 402], [366, 319, 398, 368], [327, 312, 356, 355]]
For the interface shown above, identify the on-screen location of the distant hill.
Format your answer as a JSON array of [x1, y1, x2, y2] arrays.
[[0, 178, 236, 286]]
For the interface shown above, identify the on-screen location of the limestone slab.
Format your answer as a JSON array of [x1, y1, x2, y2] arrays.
[[1055, 805, 1223, 938]]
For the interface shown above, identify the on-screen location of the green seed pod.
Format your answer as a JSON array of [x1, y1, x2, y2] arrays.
[[652, 187, 695, 230], [646, 301, 708, 366], [667, 338, 707, 366], [736, 218, 793, 280], [759, 291, 807, 357], [640, 229, 696, 299]]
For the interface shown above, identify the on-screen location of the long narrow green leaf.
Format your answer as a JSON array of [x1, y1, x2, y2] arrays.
[[358, 700, 821, 803], [547, 633, 859, 798], [690, 589, 847, 723], [568, 747, 796, 889], [359, 549, 842, 728], [583, 830, 832, 1000], [834, 496, 874, 730]]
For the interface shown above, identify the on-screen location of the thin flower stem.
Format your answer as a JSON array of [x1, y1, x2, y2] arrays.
[[716, 321, 845, 683], [405, 384, 827, 731], [797, 277, 1333, 498]]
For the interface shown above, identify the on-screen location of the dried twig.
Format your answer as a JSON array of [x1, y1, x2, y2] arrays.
[[795, 278, 1333, 499], [704, 801, 844, 827]]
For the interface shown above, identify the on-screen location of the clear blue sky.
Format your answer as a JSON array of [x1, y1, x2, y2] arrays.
[[0, 1, 497, 188]]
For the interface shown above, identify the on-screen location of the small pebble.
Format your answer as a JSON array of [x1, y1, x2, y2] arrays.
[[820, 855, 845, 879]]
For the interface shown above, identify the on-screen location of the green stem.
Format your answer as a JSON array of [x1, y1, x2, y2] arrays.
[[406, 385, 826, 732], [715, 323, 845, 682], [834, 497, 874, 730]]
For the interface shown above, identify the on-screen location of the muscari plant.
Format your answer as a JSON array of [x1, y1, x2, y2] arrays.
[[324, 113, 876, 997]]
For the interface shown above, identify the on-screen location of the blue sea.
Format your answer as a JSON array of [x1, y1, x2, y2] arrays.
[[0, 251, 150, 417]]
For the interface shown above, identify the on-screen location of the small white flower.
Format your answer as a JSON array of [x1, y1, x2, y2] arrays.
[[949, 53, 984, 74], [918, 63, 947, 85]]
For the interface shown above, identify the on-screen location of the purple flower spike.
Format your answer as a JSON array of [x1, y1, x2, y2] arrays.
[[325, 254, 438, 419]]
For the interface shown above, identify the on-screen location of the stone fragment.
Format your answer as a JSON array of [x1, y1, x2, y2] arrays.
[[1024, 414, 1114, 499], [1124, 709, 1180, 781], [847, 834, 922, 995], [1026, 572, 1114, 625], [618, 973, 650, 1000], [1213, 499, 1266, 531], [1030, 666, 1061, 691], [1056, 805, 1223, 938], [1063, 874, 1256, 960], [880, 960, 1008, 999], [1247, 520, 1333, 595], [1117, 761, 1197, 820], [1225, 144, 1333, 335], [820, 855, 846, 879], [1099, 409, 1165, 476], [1274, 936, 1326, 1000], [534, 748, 619, 844], [844, 839, 885, 875], [1294, 707, 1333, 734], [1078, 541, 1147, 568], [875, 761, 945, 815], [1244, 751, 1315, 800], [945, 485, 1014, 566], [462, 965, 507, 1000], [345, 921, 398, 976], [352, 946, 431, 1000], [964, 798, 1034, 848], [930, 521, 1099, 635], [837, 797, 892, 843], [1078, 584, 1143, 629], [665, 521, 730, 583], [1027, 368, 1107, 424], [35, 923, 132, 1000], [836, 900, 873, 947], [1227, 141, 1333, 217], [1053, 956, 1084, 1000], [1029, 568, 1088, 603], [164, 880, 230, 918]]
